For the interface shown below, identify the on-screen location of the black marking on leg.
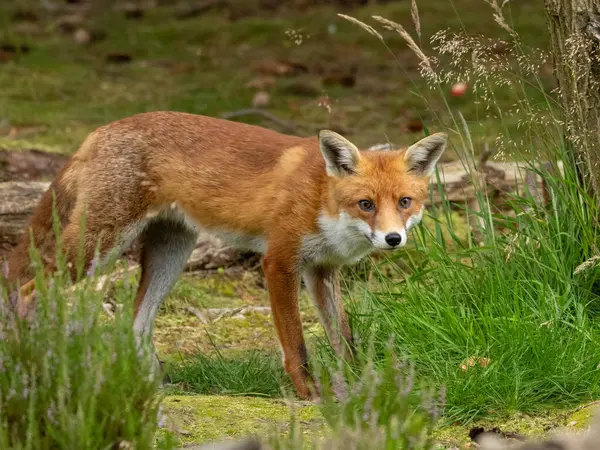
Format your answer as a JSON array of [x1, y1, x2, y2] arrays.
[[298, 341, 309, 374]]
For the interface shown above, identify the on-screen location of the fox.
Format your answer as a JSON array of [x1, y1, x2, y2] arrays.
[[2, 111, 447, 400]]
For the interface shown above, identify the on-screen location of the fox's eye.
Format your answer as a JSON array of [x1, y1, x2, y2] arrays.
[[398, 197, 412, 209], [358, 199, 375, 212]]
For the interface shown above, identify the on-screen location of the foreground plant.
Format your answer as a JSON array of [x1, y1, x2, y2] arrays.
[[0, 239, 170, 449], [266, 347, 442, 450]]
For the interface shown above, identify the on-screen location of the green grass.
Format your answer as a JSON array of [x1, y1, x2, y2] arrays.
[[317, 6, 600, 424], [166, 350, 289, 397], [354, 196, 600, 420]]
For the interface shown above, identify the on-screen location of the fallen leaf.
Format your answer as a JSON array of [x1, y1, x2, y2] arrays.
[[251, 91, 270, 108], [56, 14, 85, 34], [12, 22, 45, 36], [460, 356, 491, 371], [73, 28, 91, 45], [105, 52, 133, 64], [115, 2, 145, 19], [12, 10, 39, 23], [253, 58, 307, 76], [0, 43, 31, 62], [406, 118, 424, 133]]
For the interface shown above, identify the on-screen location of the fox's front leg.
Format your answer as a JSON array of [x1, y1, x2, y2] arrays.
[[302, 266, 354, 360], [262, 251, 317, 400]]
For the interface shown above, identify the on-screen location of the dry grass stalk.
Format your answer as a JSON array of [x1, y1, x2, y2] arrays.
[[371, 15, 436, 80], [574, 255, 600, 275], [337, 14, 383, 41], [410, 0, 421, 41], [483, 0, 517, 39]]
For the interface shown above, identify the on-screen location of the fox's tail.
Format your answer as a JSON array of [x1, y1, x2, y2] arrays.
[[2, 132, 97, 289], [2, 166, 77, 289]]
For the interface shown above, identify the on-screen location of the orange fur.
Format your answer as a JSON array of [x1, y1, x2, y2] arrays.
[[3, 111, 447, 400]]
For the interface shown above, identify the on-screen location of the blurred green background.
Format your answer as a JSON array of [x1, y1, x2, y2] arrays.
[[0, 0, 551, 155]]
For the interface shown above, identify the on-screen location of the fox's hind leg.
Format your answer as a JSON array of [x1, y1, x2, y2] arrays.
[[133, 218, 197, 376], [15, 190, 149, 318], [14, 220, 119, 318]]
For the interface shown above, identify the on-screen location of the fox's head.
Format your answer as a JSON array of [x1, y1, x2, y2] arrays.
[[318, 130, 447, 251]]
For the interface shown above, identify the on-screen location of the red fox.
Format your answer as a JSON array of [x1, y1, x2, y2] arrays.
[[3, 112, 447, 400]]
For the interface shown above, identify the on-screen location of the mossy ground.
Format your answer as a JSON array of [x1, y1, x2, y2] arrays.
[[155, 271, 323, 358], [159, 394, 323, 447], [159, 391, 596, 448], [433, 405, 597, 448], [153, 270, 598, 448]]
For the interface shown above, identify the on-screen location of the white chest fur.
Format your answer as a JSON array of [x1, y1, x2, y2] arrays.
[[301, 212, 375, 266], [158, 204, 375, 265]]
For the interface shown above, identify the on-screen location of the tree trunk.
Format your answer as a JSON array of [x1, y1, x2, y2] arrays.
[[545, 0, 600, 198]]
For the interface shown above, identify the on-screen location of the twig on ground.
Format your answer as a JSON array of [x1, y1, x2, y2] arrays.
[[221, 108, 310, 136], [185, 305, 272, 324], [185, 305, 210, 324]]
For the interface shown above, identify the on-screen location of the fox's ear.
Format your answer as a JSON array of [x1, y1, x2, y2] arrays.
[[318, 130, 361, 177], [404, 132, 448, 176]]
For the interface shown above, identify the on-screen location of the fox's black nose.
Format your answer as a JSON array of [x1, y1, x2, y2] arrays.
[[385, 233, 402, 247]]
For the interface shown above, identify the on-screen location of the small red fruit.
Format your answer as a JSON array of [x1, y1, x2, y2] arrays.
[[451, 82, 468, 97]]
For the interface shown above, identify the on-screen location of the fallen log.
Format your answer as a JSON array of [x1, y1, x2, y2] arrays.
[[430, 160, 562, 206], [0, 181, 245, 270], [0, 160, 561, 262], [0, 149, 69, 183], [0, 181, 50, 253]]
